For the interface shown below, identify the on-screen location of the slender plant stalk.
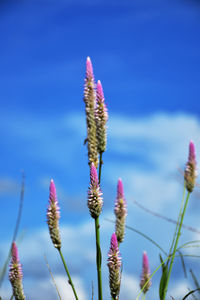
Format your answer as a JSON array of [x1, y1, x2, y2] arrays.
[[98, 152, 103, 184], [0, 172, 25, 287], [58, 249, 79, 300], [95, 216, 103, 300], [142, 294, 146, 300], [93, 151, 104, 300], [163, 191, 190, 300], [44, 254, 62, 300], [167, 184, 186, 266]]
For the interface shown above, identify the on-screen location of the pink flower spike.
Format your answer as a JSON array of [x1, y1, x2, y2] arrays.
[[47, 179, 61, 249], [11, 242, 19, 264], [184, 140, 197, 193], [117, 178, 124, 199], [189, 140, 196, 163], [86, 56, 94, 80], [140, 251, 151, 294], [96, 80, 104, 101], [9, 242, 25, 299], [142, 251, 150, 274], [109, 233, 119, 253], [107, 233, 122, 299], [90, 162, 99, 187], [88, 163, 103, 218], [50, 179, 57, 201]]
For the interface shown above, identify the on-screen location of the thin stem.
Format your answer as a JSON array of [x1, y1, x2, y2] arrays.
[[0, 172, 25, 287], [93, 151, 104, 300], [167, 184, 186, 265], [95, 216, 103, 300], [98, 152, 103, 184], [142, 293, 146, 300], [163, 191, 190, 300], [44, 254, 62, 300], [58, 249, 79, 300]]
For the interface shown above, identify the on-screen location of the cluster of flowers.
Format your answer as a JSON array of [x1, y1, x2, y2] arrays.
[[8, 58, 198, 300]]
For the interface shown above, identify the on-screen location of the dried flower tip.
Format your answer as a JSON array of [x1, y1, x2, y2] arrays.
[[140, 251, 151, 294], [107, 233, 122, 299], [87, 163, 103, 218], [95, 80, 108, 154], [47, 179, 61, 250], [83, 57, 99, 168], [114, 178, 127, 243], [9, 242, 25, 300], [184, 140, 197, 193]]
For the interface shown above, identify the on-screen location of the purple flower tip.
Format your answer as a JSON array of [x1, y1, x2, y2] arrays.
[[117, 178, 124, 199], [86, 56, 94, 79], [96, 80, 104, 99], [189, 140, 196, 162], [11, 242, 19, 264], [90, 162, 99, 187], [50, 179, 56, 198], [110, 233, 118, 251], [143, 251, 149, 271]]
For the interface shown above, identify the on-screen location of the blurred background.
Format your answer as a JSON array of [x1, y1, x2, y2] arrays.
[[0, 0, 200, 299]]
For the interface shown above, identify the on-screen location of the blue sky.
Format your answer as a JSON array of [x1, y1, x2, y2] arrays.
[[0, 0, 200, 299]]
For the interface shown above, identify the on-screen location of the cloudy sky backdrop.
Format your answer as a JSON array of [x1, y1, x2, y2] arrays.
[[0, 0, 200, 299]]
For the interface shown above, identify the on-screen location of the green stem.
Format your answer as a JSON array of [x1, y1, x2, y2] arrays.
[[95, 216, 103, 300], [98, 152, 103, 184], [142, 293, 146, 300], [167, 184, 186, 266], [163, 191, 190, 300], [58, 249, 79, 300]]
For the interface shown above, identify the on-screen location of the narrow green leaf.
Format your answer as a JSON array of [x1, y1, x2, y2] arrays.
[[177, 250, 187, 278], [182, 288, 200, 300], [190, 269, 200, 295]]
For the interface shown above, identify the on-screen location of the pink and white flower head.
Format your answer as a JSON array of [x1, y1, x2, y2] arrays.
[[184, 140, 197, 193], [87, 163, 103, 218], [83, 57, 99, 168], [95, 80, 108, 154], [47, 179, 61, 249], [9, 242, 25, 300], [114, 178, 127, 243], [107, 233, 122, 299], [140, 251, 151, 294]]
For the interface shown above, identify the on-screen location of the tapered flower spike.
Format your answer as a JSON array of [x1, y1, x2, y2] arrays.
[[83, 57, 99, 168], [9, 242, 25, 300], [140, 251, 151, 294], [184, 140, 197, 193], [47, 179, 61, 250], [87, 162, 103, 218], [107, 233, 122, 300], [114, 178, 127, 244], [95, 80, 108, 154]]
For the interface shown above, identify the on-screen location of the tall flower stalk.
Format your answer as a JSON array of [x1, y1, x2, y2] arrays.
[[162, 141, 197, 300], [9, 242, 25, 300], [83, 57, 99, 168], [88, 163, 103, 300], [47, 180, 79, 300], [107, 233, 122, 300], [114, 178, 127, 245]]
